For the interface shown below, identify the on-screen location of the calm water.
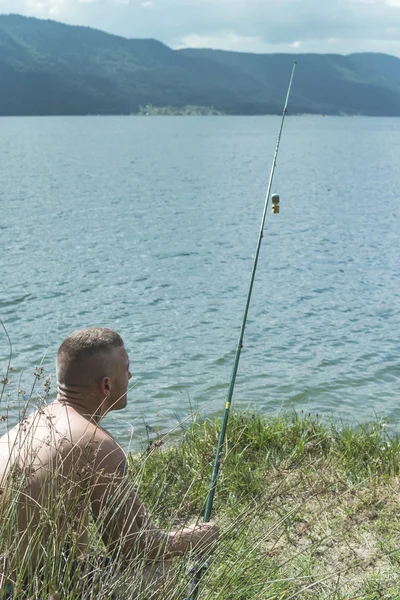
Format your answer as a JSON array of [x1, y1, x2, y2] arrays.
[[1, 116, 399, 447]]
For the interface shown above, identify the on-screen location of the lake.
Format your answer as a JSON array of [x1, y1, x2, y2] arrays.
[[1, 115, 399, 448]]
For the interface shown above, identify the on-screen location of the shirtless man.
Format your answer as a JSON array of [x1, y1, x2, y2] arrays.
[[0, 328, 219, 598]]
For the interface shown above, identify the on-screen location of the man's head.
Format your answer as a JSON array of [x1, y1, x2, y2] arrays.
[[57, 328, 131, 413]]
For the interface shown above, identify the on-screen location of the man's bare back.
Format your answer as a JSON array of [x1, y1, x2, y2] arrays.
[[0, 328, 219, 597], [0, 402, 117, 564]]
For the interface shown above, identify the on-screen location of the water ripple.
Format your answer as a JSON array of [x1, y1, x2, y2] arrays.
[[0, 115, 399, 445]]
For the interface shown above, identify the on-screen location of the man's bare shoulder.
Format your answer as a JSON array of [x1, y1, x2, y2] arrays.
[[75, 420, 126, 475], [36, 402, 126, 472], [44, 403, 114, 442]]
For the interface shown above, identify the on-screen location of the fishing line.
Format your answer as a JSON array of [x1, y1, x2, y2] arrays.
[[186, 61, 297, 600]]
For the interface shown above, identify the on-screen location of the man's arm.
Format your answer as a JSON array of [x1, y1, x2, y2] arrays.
[[89, 437, 218, 560]]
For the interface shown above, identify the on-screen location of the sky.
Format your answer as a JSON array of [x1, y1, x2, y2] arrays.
[[1, 0, 400, 57]]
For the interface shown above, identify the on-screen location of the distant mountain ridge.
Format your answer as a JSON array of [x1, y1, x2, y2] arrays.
[[1, 14, 400, 116]]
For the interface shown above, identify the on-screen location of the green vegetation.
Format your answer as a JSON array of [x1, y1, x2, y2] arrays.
[[1, 14, 400, 116], [130, 411, 400, 599], [2, 355, 400, 598]]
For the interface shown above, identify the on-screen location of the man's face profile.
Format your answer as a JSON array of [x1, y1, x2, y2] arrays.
[[108, 345, 132, 411]]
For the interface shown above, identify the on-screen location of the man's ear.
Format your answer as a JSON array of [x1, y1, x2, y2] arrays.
[[99, 376, 111, 397]]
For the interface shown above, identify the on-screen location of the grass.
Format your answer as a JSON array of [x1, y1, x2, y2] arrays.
[[129, 411, 400, 599], [2, 354, 400, 599]]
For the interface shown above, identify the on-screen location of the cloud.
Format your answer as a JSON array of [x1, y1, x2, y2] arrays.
[[166, 0, 400, 55], [23, 0, 68, 17], [0, 0, 400, 56], [180, 32, 274, 53]]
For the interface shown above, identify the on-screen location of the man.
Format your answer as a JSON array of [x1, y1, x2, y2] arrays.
[[0, 328, 219, 598]]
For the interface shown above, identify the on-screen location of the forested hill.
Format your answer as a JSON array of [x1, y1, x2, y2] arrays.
[[1, 14, 400, 116]]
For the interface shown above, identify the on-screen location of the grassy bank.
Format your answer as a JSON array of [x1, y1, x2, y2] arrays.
[[2, 405, 400, 599], [129, 411, 400, 599]]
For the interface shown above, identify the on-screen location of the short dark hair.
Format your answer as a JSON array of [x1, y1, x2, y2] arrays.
[[57, 328, 124, 383]]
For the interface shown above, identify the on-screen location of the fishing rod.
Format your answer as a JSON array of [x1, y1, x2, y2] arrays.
[[186, 61, 297, 600]]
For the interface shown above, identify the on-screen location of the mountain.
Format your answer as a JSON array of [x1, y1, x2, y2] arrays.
[[179, 49, 400, 116], [1, 14, 400, 116]]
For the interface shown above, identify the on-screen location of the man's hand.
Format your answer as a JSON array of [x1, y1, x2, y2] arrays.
[[190, 523, 220, 554], [170, 523, 219, 556]]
